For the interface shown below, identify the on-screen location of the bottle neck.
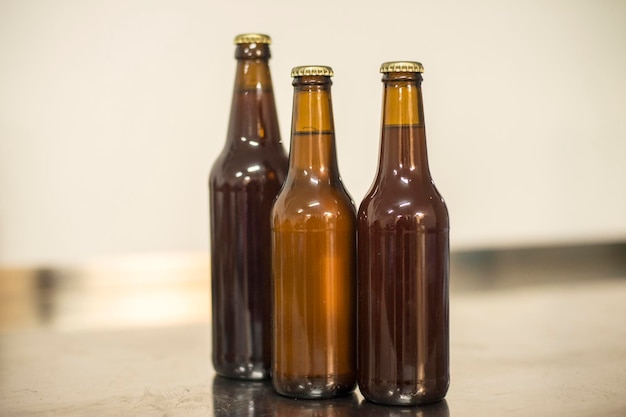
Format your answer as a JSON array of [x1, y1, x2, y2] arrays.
[[288, 76, 339, 180], [225, 43, 281, 148], [377, 72, 431, 180]]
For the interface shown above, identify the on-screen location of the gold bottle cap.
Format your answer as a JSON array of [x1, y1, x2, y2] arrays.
[[291, 65, 334, 77], [234, 33, 271, 45], [380, 61, 424, 73]]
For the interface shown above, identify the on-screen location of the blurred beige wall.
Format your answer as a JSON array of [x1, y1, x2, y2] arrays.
[[1, 0, 625, 265]]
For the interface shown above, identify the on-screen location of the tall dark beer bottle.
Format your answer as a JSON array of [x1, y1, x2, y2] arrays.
[[272, 66, 357, 398], [357, 61, 450, 405], [209, 33, 288, 380]]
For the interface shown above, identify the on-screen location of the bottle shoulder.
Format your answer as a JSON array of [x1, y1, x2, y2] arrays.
[[272, 181, 356, 228], [210, 142, 289, 186], [358, 179, 448, 230]]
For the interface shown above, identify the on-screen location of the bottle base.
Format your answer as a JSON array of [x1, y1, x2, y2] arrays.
[[273, 374, 356, 399], [358, 377, 449, 406], [213, 361, 270, 381]]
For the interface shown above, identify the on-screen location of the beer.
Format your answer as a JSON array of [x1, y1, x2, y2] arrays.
[[209, 33, 288, 380], [357, 61, 450, 405], [272, 66, 357, 398]]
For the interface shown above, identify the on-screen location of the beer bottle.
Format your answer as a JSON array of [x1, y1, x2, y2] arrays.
[[272, 65, 357, 398], [209, 33, 288, 380], [357, 61, 450, 405]]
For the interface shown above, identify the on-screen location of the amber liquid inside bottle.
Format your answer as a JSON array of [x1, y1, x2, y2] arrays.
[[272, 73, 357, 398], [209, 41, 288, 380], [357, 71, 450, 405]]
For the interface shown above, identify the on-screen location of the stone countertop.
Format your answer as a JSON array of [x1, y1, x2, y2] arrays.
[[1, 253, 625, 416]]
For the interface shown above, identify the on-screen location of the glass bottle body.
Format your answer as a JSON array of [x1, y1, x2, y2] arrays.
[[209, 40, 288, 380], [272, 72, 357, 398], [357, 71, 449, 405]]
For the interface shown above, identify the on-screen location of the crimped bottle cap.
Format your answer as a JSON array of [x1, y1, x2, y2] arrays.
[[234, 33, 271, 44], [380, 61, 424, 73], [291, 65, 334, 77]]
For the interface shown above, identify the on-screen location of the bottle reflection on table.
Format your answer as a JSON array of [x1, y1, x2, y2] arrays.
[[213, 375, 359, 417], [212, 375, 274, 417], [358, 399, 450, 417], [212, 375, 448, 417], [272, 393, 359, 417]]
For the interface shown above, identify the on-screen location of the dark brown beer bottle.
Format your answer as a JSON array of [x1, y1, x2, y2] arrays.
[[357, 61, 450, 405], [209, 33, 288, 380], [272, 66, 357, 398]]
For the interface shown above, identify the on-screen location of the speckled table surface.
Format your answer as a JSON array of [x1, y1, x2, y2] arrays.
[[1, 253, 625, 416]]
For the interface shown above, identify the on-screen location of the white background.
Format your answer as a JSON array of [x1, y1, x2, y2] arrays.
[[1, 0, 625, 266]]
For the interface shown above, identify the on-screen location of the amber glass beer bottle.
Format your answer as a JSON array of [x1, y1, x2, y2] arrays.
[[272, 66, 357, 398], [209, 33, 288, 380], [357, 61, 450, 405]]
